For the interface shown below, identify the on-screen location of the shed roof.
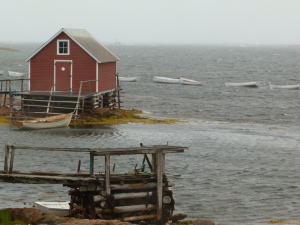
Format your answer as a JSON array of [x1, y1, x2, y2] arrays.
[[26, 28, 120, 63]]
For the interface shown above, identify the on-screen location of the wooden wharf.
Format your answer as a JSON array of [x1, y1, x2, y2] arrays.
[[0, 144, 187, 223], [0, 75, 122, 122]]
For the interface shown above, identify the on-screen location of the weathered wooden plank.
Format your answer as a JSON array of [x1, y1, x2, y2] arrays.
[[95, 204, 156, 214], [157, 150, 163, 221], [105, 154, 111, 194], [111, 182, 157, 190], [9, 146, 15, 174], [113, 191, 153, 200], [4, 144, 9, 172]]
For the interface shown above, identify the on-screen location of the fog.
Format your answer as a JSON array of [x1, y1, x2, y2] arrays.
[[1, 0, 300, 45]]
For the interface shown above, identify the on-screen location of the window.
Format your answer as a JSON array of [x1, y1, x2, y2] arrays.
[[57, 40, 69, 55]]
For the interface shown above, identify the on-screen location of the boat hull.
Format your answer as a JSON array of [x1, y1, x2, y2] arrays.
[[118, 76, 137, 82], [12, 113, 73, 130], [269, 84, 299, 90], [8, 71, 24, 77], [225, 82, 258, 87], [35, 202, 69, 217], [153, 76, 180, 84], [179, 78, 201, 85]]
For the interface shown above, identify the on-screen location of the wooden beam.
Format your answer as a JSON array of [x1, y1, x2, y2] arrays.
[[95, 204, 156, 214], [9, 146, 15, 174], [90, 153, 94, 176], [111, 182, 156, 191], [105, 154, 111, 194], [156, 150, 163, 221], [4, 145, 9, 172]]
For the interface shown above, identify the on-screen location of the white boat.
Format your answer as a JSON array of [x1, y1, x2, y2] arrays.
[[224, 81, 259, 88], [268, 83, 299, 90], [179, 77, 201, 85], [35, 201, 69, 216], [118, 76, 137, 82], [8, 71, 24, 77], [153, 76, 180, 84], [12, 113, 73, 130]]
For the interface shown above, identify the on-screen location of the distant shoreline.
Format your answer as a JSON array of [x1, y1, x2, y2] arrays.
[[0, 47, 18, 52]]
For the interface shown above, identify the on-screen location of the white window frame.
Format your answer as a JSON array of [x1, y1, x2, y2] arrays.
[[57, 39, 70, 55]]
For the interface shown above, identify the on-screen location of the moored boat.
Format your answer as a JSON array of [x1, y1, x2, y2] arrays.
[[35, 201, 69, 216], [268, 83, 299, 90], [118, 76, 137, 82], [8, 71, 24, 77], [153, 76, 180, 84], [179, 77, 201, 85], [224, 81, 259, 87], [12, 113, 73, 130]]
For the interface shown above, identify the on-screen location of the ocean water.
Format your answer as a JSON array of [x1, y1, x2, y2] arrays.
[[1, 43, 300, 224]]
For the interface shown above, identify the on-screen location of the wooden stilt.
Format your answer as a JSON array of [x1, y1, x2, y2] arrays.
[[105, 154, 111, 194]]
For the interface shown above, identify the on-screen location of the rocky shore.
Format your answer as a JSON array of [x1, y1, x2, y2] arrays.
[[0, 208, 216, 225]]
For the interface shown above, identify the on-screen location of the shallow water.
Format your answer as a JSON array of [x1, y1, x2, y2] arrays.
[[1, 43, 300, 224]]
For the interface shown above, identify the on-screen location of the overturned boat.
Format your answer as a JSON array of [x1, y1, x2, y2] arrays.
[[118, 76, 138, 82], [268, 83, 299, 90], [179, 77, 201, 85], [153, 76, 180, 84], [224, 81, 259, 88]]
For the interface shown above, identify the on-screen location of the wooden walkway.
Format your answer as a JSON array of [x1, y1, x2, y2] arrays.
[[1, 144, 187, 222]]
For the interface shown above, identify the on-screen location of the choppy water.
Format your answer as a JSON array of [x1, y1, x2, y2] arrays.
[[1, 43, 300, 224]]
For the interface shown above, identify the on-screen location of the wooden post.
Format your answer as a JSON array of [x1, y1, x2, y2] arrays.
[[89, 192, 96, 219], [116, 73, 121, 109], [156, 150, 163, 221], [21, 79, 24, 92], [4, 144, 9, 172], [90, 153, 94, 176], [152, 154, 157, 173], [77, 160, 81, 173], [105, 154, 111, 194], [9, 145, 15, 174], [81, 99, 85, 123]]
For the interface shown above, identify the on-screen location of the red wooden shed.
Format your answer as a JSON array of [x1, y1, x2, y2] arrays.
[[26, 28, 119, 93]]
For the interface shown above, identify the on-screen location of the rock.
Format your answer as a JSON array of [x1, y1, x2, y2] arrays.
[[171, 213, 187, 222], [192, 219, 215, 225], [3, 208, 67, 224], [92, 108, 111, 117]]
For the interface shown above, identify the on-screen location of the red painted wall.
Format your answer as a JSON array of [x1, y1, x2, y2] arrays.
[[30, 32, 116, 93], [98, 62, 116, 92]]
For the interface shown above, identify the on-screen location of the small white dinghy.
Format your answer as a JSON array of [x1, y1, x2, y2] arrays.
[[118, 76, 137, 82], [268, 83, 299, 90], [153, 76, 180, 84], [8, 71, 25, 77], [12, 113, 73, 130], [35, 201, 69, 216], [224, 81, 259, 88], [179, 77, 201, 85]]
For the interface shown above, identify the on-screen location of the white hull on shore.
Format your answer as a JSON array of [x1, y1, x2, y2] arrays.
[[8, 71, 24, 77], [224, 81, 259, 87], [268, 83, 299, 90], [153, 76, 180, 84], [35, 202, 69, 216], [12, 113, 73, 130]]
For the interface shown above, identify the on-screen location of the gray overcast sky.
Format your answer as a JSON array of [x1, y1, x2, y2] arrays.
[[1, 0, 300, 45]]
